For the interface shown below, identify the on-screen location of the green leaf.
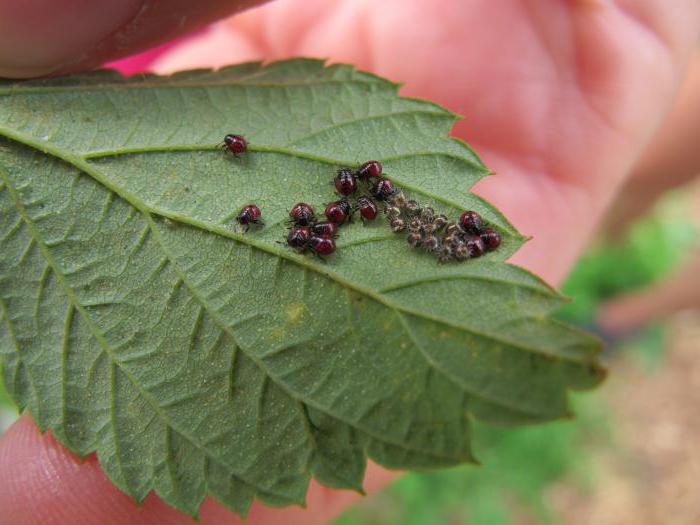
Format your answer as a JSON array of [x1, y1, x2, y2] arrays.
[[0, 59, 604, 517]]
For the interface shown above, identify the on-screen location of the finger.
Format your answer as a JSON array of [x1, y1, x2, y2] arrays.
[[597, 250, 700, 334], [0, 0, 268, 79], [0, 414, 395, 525], [0, 414, 198, 525], [600, 52, 700, 238]]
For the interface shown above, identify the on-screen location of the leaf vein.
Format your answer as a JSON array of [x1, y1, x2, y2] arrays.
[[284, 110, 455, 147], [393, 310, 551, 419]]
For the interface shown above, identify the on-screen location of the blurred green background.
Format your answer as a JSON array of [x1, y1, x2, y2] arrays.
[[0, 189, 697, 525]]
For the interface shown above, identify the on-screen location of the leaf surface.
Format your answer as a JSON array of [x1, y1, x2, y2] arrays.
[[0, 59, 603, 516]]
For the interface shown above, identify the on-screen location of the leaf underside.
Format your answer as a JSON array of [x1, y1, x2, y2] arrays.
[[0, 59, 604, 517]]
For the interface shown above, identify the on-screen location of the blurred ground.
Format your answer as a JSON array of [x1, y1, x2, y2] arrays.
[[550, 313, 700, 525], [547, 179, 700, 525]]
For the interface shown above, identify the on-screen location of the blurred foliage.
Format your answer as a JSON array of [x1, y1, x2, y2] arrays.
[[557, 202, 698, 325], [621, 322, 668, 372]]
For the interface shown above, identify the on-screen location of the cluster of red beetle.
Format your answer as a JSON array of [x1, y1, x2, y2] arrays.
[[224, 134, 501, 261], [283, 159, 388, 257]]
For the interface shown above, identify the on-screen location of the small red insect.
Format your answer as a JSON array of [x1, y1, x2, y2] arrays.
[[311, 221, 339, 237], [222, 134, 247, 156], [334, 168, 358, 196], [466, 235, 485, 258], [325, 200, 352, 224], [236, 204, 263, 231], [459, 210, 484, 235], [480, 228, 502, 252], [357, 160, 382, 179], [310, 236, 336, 256], [371, 178, 395, 200], [289, 202, 315, 226], [287, 226, 311, 249], [356, 196, 378, 222]]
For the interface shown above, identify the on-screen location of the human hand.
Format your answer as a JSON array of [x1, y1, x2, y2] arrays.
[[1, 1, 698, 523]]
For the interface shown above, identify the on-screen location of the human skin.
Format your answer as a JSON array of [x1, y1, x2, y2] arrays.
[[1, 1, 699, 524], [600, 52, 700, 239], [597, 52, 700, 334]]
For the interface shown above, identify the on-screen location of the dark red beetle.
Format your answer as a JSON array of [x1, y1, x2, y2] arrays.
[[480, 227, 501, 251], [371, 178, 395, 200], [310, 236, 336, 256], [287, 226, 311, 249], [311, 221, 339, 237], [289, 202, 315, 226], [459, 210, 484, 235], [334, 168, 358, 196], [357, 160, 382, 180], [356, 196, 378, 222], [222, 134, 247, 156], [466, 235, 485, 258], [324, 200, 352, 224], [236, 204, 263, 232]]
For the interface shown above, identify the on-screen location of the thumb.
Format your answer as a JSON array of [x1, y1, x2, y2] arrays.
[[0, 414, 395, 524], [0, 414, 199, 524], [0, 0, 267, 79]]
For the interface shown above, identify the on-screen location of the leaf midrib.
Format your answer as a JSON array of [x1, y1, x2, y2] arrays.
[[83, 143, 495, 224], [83, 145, 488, 178]]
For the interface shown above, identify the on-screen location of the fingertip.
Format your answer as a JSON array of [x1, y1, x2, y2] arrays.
[[0, 414, 198, 525]]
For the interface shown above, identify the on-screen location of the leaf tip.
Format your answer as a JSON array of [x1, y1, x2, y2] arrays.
[[557, 292, 574, 304], [588, 361, 608, 385]]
